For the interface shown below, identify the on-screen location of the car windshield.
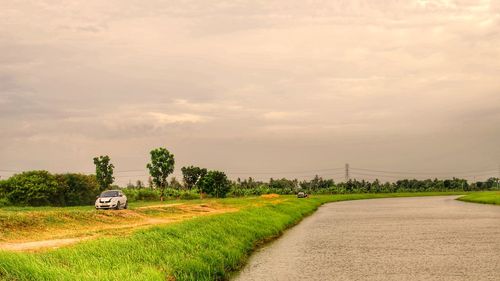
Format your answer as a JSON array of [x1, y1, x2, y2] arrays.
[[100, 191, 119, 197]]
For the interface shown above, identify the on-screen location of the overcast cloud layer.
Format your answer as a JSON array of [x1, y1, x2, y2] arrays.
[[1, 0, 499, 183]]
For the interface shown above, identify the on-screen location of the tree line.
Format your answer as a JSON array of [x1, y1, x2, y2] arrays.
[[0, 147, 231, 206], [228, 176, 499, 196], [0, 146, 498, 207]]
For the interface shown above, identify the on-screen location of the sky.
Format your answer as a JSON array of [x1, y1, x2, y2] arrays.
[[1, 0, 499, 184]]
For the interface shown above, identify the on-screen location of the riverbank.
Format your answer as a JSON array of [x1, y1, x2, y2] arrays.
[[456, 191, 500, 205], [0, 192, 470, 280]]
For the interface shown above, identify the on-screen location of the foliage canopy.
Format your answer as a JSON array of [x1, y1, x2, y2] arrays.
[[146, 147, 175, 200], [93, 155, 115, 191]]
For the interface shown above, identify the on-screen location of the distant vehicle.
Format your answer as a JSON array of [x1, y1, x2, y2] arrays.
[[297, 192, 308, 198], [95, 190, 128, 210]]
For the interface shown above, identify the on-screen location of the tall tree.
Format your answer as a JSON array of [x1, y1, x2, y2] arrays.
[[93, 155, 115, 191], [146, 147, 175, 201], [181, 166, 207, 190]]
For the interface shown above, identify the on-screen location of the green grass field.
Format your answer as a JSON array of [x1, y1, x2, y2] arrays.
[[0, 192, 470, 281], [456, 191, 500, 206]]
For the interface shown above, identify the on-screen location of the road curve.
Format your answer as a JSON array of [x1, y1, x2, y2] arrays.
[[234, 196, 500, 281]]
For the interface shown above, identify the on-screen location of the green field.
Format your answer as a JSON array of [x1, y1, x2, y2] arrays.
[[456, 191, 500, 206], [0, 192, 471, 281]]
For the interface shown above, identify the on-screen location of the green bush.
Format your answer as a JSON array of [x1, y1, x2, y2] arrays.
[[123, 188, 199, 201], [2, 171, 59, 206], [56, 173, 100, 206], [123, 189, 160, 202], [0, 197, 10, 207], [198, 170, 230, 198], [0, 179, 7, 201], [1, 171, 99, 207], [179, 189, 200, 200]]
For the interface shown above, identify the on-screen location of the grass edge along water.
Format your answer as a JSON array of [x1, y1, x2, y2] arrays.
[[456, 191, 500, 206], [0, 192, 473, 281]]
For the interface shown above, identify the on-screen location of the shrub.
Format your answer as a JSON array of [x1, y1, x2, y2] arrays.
[[178, 189, 200, 200], [0, 197, 10, 207], [1, 172, 99, 207], [123, 188, 199, 201], [123, 189, 160, 202], [55, 173, 100, 206], [0, 179, 7, 200], [198, 171, 230, 198], [3, 171, 59, 206]]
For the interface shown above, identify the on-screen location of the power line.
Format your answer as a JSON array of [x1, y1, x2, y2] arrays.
[[229, 171, 345, 177], [114, 174, 148, 178], [228, 172, 344, 179], [351, 171, 496, 178], [351, 167, 497, 176], [114, 169, 148, 173], [350, 172, 404, 179], [225, 167, 344, 175], [1, 166, 497, 181], [352, 170, 496, 177], [106, 166, 500, 178], [350, 172, 495, 182]]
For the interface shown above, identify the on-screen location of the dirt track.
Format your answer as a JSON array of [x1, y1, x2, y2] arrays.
[[0, 203, 237, 252], [234, 196, 500, 281]]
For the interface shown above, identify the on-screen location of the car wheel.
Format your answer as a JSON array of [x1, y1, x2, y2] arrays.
[[124, 202, 128, 209], [115, 202, 121, 210]]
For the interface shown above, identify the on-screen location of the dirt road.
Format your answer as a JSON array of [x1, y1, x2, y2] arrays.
[[0, 203, 237, 252], [234, 196, 500, 281]]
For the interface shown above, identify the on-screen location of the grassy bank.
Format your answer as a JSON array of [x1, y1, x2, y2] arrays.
[[456, 191, 500, 206], [0, 199, 238, 242], [0, 192, 468, 280]]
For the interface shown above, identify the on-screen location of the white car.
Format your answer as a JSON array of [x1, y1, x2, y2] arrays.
[[95, 190, 128, 210]]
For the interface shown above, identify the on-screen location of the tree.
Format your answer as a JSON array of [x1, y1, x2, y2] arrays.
[[181, 166, 207, 190], [198, 170, 230, 198], [486, 177, 499, 190], [146, 147, 175, 201], [93, 155, 115, 191], [269, 178, 297, 194], [300, 176, 333, 193]]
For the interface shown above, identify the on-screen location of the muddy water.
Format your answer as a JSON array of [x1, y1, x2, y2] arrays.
[[233, 196, 500, 281]]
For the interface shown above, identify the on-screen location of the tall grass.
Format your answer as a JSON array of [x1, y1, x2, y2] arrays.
[[0, 192, 468, 281], [0, 198, 323, 280]]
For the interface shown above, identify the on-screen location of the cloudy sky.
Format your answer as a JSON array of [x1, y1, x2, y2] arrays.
[[1, 0, 499, 184]]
